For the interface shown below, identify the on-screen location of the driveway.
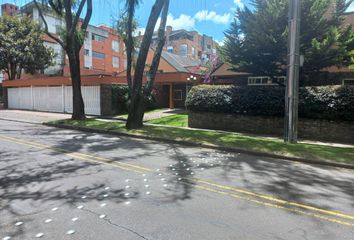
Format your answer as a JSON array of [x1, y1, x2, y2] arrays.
[[0, 119, 353, 239]]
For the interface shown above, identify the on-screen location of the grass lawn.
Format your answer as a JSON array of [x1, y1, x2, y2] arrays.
[[50, 118, 354, 165], [148, 113, 188, 127]]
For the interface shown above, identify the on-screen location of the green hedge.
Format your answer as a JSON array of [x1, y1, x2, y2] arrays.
[[111, 85, 158, 115], [112, 85, 130, 115], [0, 85, 3, 102], [186, 85, 354, 121]]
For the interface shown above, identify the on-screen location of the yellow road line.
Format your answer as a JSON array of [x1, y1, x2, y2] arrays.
[[0, 135, 151, 173], [1, 134, 354, 227], [193, 184, 354, 227], [192, 178, 354, 221], [0, 135, 146, 174]]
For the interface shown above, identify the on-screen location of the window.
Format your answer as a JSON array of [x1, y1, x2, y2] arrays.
[[343, 79, 354, 86], [174, 89, 183, 101], [124, 59, 128, 69], [112, 56, 119, 68], [167, 46, 174, 53], [248, 77, 271, 85], [179, 44, 188, 57], [248, 76, 286, 86], [112, 40, 119, 52], [192, 47, 195, 57], [55, 25, 61, 34], [275, 76, 286, 85], [92, 51, 105, 59], [84, 49, 90, 56], [92, 33, 106, 42]]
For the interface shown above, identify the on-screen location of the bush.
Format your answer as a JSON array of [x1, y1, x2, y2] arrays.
[[0, 85, 3, 102], [111, 85, 158, 115], [111, 85, 129, 115], [186, 85, 354, 121]]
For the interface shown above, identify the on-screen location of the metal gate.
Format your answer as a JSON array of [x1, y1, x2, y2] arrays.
[[8, 85, 101, 115]]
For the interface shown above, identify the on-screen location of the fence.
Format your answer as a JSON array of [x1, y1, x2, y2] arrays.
[[7, 85, 101, 115]]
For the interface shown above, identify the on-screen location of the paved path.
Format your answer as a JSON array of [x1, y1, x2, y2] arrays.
[[0, 119, 353, 240], [143, 109, 186, 121]]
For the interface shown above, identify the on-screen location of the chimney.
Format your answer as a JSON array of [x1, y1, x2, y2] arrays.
[[166, 25, 173, 46]]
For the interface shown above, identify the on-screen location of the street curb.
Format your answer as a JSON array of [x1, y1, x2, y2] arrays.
[[0, 117, 41, 125], [43, 122, 354, 170]]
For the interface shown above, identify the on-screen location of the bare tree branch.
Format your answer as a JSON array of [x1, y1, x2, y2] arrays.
[[80, 0, 93, 32], [47, 0, 63, 16], [34, 0, 65, 49], [63, 0, 74, 39], [125, 0, 139, 91], [145, 0, 169, 94], [70, 0, 87, 37], [131, 0, 165, 98]]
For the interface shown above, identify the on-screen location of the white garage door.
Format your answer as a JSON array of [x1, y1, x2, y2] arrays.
[[7, 86, 101, 115]]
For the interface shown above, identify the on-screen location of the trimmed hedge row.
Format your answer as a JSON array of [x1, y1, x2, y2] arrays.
[[185, 85, 354, 121], [111, 85, 157, 115], [0, 85, 3, 102]]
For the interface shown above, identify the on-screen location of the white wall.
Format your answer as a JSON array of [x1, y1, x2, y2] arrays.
[[84, 32, 93, 69], [32, 8, 65, 75], [8, 86, 101, 115]]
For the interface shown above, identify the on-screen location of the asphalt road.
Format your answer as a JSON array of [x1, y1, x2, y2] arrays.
[[0, 119, 353, 240]]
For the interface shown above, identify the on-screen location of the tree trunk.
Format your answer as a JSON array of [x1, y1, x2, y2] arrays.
[[125, 0, 166, 129], [8, 63, 16, 80], [126, 93, 145, 129], [67, 44, 85, 120]]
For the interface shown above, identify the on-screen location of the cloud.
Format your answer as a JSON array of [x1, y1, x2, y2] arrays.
[[167, 14, 196, 29], [215, 39, 225, 46], [194, 10, 231, 24], [234, 0, 244, 8], [347, 3, 354, 12]]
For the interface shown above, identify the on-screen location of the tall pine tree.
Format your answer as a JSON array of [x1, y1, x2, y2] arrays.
[[220, 0, 354, 85]]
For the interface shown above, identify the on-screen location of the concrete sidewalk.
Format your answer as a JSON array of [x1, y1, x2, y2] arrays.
[[0, 110, 70, 124], [1, 109, 353, 150]]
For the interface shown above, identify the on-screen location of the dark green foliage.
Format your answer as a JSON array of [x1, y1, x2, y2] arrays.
[[0, 85, 3, 102], [0, 16, 54, 80], [112, 85, 130, 115], [186, 85, 354, 121], [111, 85, 157, 115], [220, 0, 354, 83]]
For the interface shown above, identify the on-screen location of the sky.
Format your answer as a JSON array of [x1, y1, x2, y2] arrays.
[[2, 0, 354, 44]]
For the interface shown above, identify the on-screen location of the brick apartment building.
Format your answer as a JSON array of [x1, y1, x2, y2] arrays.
[[1, 3, 19, 16], [148, 26, 218, 63], [1, 1, 127, 79], [1, 1, 204, 114]]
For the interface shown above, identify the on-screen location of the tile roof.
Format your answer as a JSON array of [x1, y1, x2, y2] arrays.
[[161, 51, 200, 73], [211, 63, 250, 77]]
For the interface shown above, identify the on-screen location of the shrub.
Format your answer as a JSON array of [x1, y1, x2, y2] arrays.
[[0, 85, 3, 102], [111, 85, 158, 115], [111, 85, 129, 115], [186, 85, 354, 121]]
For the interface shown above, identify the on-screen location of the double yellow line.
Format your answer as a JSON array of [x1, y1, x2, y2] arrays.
[[1, 134, 354, 227]]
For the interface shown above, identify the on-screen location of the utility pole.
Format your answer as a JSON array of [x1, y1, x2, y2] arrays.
[[284, 0, 301, 143]]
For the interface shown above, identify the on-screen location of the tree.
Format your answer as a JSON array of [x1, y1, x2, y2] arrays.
[[220, 0, 354, 85], [34, 0, 92, 120], [0, 16, 54, 80], [122, 0, 170, 129]]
